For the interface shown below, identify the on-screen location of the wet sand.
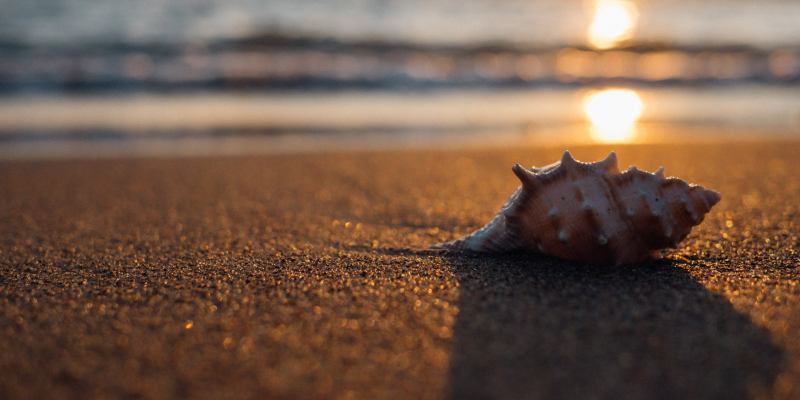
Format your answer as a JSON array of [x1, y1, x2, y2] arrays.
[[1, 142, 798, 399]]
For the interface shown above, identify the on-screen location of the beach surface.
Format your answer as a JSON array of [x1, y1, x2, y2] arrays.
[[1, 142, 798, 399]]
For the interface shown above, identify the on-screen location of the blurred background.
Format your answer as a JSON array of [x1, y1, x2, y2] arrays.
[[1, 0, 799, 158]]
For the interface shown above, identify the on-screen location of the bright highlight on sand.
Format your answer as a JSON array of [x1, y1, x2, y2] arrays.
[[588, 0, 638, 49], [584, 89, 643, 143]]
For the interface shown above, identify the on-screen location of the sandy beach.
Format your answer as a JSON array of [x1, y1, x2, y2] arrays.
[[1, 142, 798, 399]]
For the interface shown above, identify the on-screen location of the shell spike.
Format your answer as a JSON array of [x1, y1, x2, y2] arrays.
[[531, 159, 561, 174], [624, 165, 640, 174], [560, 151, 578, 172], [512, 164, 540, 189], [598, 152, 620, 174], [655, 167, 666, 179]]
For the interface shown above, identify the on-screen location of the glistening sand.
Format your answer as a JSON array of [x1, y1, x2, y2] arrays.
[[1, 142, 798, 399]]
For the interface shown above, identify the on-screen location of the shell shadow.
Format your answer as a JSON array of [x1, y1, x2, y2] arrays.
[[441, 252, 784, 400]]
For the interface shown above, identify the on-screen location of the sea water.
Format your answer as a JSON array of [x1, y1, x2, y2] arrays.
[[1, 0, 799, 158]]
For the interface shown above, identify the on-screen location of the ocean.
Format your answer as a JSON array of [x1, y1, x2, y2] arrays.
[[1, 0, 799, 158]]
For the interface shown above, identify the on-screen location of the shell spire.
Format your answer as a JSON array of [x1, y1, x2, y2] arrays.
[[430, 152, 721, 265]]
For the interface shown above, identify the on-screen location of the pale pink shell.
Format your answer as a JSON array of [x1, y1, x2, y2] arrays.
[[430, 151, 721, 265]]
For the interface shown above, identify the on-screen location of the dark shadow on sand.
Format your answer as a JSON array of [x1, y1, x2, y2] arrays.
[[441, 253, 784, 400]]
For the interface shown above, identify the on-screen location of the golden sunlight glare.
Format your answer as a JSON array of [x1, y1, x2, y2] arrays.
[[584, 89, 643, 143], [588, 0, 638, 49]]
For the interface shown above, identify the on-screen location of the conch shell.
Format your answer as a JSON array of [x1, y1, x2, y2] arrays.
[[431, 151, 721, 265]]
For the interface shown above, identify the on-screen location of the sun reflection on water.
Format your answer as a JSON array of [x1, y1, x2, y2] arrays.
[[588, 0, 639, 49], [584, 89, 643, 143]]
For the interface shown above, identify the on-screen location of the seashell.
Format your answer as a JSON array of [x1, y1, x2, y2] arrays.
[[430, 151, 721, 265]]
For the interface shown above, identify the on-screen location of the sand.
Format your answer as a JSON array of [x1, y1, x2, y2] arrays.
[[0, 142, 798, 399]]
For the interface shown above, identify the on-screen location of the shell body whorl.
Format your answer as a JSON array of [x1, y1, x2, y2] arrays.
[[430, 151, 721, 265]]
